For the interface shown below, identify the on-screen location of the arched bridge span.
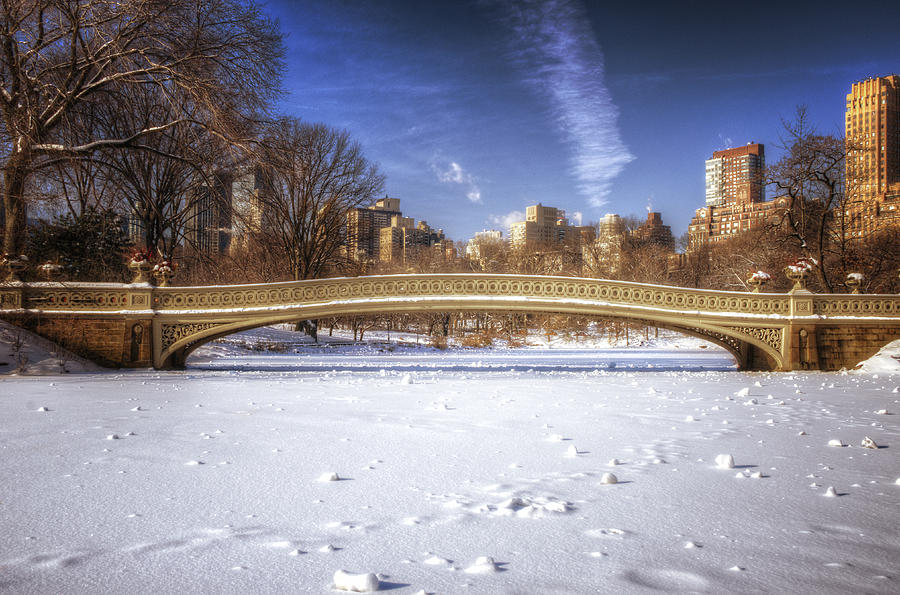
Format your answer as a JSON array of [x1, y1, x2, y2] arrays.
[[2, 274, 899, 371]]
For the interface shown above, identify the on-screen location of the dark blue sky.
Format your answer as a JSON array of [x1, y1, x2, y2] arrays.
[[266, 0, 900, 242]]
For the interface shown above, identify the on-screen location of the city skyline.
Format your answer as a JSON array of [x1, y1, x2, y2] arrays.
[[268, 0, 900, 242]]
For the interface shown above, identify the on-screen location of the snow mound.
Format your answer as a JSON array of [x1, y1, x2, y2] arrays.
[[333, 569, 379, 592], [860, 437, 878, 449], [599, 473, 618, 485], [564, 444, 581, 457], [464, 556, 499, 574], [318, 472, 340, 482], [494, 495, 571, 517], [715, 454, 735, 469], [853, 339, 900, 374], [0, 320, 99, 375]]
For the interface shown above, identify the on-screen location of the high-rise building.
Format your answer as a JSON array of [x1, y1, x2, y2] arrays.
[[845, 74, 900, 236], [704, 143, 765, 206]]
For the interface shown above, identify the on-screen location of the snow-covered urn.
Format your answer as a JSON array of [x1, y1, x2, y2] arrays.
[[332, 569, 379, 592], [784, 257, 816, 293], [746, 270, 771, 293], [128, 250, 153, 284], [845, 272, 864, 294], [152, 258, 175, 287]]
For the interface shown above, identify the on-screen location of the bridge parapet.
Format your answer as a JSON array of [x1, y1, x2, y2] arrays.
[[146, 274, 797, 318]]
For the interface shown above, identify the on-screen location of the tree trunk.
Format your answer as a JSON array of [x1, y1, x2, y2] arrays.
[[3, 155, 30, 255]]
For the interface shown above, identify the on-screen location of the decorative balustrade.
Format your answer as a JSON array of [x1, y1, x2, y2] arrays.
[[1, 274, 898, 320], [145, 275, 797, 318]]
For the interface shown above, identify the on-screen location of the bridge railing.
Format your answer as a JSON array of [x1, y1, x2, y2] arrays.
[[144, 274, 800, 317], [2, 274, 898, 320]]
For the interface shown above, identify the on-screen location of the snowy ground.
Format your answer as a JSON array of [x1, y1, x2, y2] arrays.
[[1, 326, 899, 594]]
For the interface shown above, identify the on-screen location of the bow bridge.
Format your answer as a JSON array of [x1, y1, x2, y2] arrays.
[[2, 274, 899, 371]]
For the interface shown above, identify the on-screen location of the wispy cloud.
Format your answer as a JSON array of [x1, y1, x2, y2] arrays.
[[488, 210, 525, 231], [432, 159, 482, 203], [491, 0, 634, 208]]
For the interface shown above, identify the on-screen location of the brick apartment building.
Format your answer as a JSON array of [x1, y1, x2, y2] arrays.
[[688, 143, 786, 248]]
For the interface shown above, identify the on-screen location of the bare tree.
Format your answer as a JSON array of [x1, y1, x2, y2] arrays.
[[767, 107, 847, 292], [0, 0, 284, 255], [256, 118, 384, 281], [89, 84, 233, 257]]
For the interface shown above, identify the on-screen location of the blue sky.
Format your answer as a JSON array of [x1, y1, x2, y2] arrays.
[[267, 0, 900, 243]]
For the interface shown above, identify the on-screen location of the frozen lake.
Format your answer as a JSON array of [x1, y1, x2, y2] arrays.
[[1, 335, 898, 593], [190, 346, 737, 374]]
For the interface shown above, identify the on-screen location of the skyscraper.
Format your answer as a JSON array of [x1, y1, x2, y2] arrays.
[[704, 143, 765, 206], [845, 74, 900, 235]]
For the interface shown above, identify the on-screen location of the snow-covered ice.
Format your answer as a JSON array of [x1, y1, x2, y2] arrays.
[[1, 326, 899, 593]]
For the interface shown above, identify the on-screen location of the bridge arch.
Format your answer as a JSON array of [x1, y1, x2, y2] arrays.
[[154, 295, 784, 370]]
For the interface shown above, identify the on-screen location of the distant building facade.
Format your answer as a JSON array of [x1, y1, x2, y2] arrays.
[[844, 74, 900, 237], [633, 212, 675, 251], [185, 172, 233, 255], [582, 213, 627, 277], [379, 215, 448, 265], [509, 203, 593, 249], [583, 212, 675, 278], [465, 230, 504, 260], [346, 197, 402, 261], [704, 143, 765, 206]]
